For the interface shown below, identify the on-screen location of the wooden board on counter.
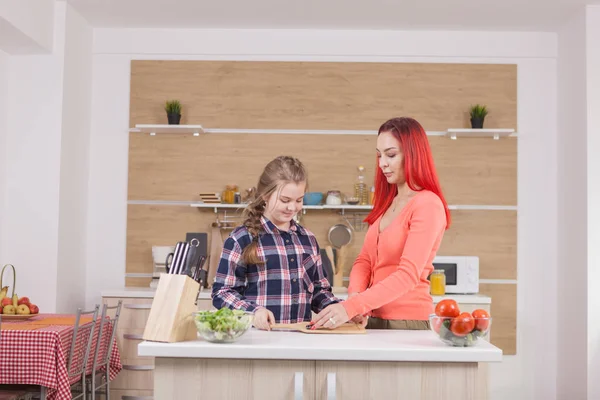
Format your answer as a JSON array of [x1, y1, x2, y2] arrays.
[[130, 60, 517, 131]]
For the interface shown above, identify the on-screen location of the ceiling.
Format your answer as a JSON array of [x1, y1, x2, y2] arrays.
[[67, 0, 594, 31]]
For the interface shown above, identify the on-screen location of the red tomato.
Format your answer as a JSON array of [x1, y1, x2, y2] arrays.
[[450, 312, 476, 337], [435, 299, 460, 318], [471, 309, 490, 331]]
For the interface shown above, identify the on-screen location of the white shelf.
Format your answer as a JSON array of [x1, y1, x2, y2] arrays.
[[128, 124, 449, 137], [188, 202, 374, 213], [129, 124, 205, 136], [184, 202, 516, 213], [446, 128, 516, 140]]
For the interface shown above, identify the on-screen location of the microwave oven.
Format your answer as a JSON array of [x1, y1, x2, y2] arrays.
[[430, 255, 479, 294]]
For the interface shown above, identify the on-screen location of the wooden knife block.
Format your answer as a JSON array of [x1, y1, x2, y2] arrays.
[[142, 273, 200, 343]]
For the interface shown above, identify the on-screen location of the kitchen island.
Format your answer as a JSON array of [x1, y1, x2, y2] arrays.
[[138, 328, 502, 400]]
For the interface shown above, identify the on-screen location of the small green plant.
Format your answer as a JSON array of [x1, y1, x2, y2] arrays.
[[164, 100, 182, 115], [469, 104, 489, 120]]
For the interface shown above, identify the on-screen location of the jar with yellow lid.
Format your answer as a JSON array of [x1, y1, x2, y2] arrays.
[[429, 269, 446, 296], [222, 185, 237, 204]]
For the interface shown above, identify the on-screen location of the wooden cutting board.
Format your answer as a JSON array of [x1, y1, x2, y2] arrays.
[[270, 322, 366, 334]]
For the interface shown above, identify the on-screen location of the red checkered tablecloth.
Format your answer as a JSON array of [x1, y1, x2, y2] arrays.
[[0, 314, 123, 400]]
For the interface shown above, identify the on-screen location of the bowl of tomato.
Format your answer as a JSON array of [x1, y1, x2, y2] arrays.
[[429, 299, 492, 347]]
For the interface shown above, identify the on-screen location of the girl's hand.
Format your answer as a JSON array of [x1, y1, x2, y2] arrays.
[[310, 303, 350, 330], [253, 308, 276, 330]]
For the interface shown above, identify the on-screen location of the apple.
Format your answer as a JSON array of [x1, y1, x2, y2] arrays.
[[16, 304, 30, 315], [3, 305, 16, 314], [17, 297, 30, 306], [28, 304, 39, 314], [1, 297, 12, 307]]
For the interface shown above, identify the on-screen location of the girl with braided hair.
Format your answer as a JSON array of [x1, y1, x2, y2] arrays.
[[211, 156, 341, 330]]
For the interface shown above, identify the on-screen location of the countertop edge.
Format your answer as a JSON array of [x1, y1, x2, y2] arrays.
[[137, 341, 503, 363]]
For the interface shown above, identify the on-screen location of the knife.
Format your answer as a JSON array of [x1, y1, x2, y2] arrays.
[[176, 242, 191, 275], [168, 242, 183, 274], [193, 255, 207, 284]]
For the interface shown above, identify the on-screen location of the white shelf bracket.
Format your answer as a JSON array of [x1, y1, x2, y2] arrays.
[[450, 133, 457, 140], [150, 132, 156, 136], [193, 132, 200, 136], [493, 133, 499, 140]]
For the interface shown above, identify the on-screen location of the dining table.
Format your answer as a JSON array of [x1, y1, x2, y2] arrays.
[[0, 313, 123, 400]]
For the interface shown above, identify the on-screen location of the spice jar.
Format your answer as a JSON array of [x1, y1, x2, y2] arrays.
[[429, 269, 446, 296]]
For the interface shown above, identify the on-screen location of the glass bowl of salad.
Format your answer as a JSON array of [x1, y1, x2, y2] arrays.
[[193, 308, 254, 343]]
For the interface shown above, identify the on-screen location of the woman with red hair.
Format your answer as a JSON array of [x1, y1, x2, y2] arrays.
[[311, 117, 451, 330]]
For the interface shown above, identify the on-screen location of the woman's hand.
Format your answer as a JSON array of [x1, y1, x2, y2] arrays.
[[351, 314, 369, 328], [253, 308, 276, 330], [311, 303, 350, 330]]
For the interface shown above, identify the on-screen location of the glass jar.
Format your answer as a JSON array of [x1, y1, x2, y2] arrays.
[[326, 190, 342, 205], [429, 269, 446, 296], [222, 185, 235, 204]]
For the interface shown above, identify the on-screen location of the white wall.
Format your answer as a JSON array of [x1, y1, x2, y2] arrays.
[[0, 50, 8, 262], [2, 7, 66, 311], [55, 4, 93, 313], [557, 8, 588, 400], [89, 28, 558, 400], [0, 0, 55, 53], [0, 3, 92, 312], [586, 5, 600, 400]]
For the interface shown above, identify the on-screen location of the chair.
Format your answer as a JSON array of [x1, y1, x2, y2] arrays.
[[67, 305, 100, 400], [88, 301, 122, 400], [0, 316, 37, 400]]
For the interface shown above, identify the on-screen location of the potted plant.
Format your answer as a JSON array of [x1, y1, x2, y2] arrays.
[[165, 100, 182, 125], [469, 104, 488, 129]]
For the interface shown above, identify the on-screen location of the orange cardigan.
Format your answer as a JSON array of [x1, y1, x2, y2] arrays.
[[342, 190, 447, 321]]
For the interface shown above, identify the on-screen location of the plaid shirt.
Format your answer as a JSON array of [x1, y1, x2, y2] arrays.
[[211, 216, 339, 323]]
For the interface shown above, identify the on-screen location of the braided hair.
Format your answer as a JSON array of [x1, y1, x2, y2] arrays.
[[241, 156, 308, 264]]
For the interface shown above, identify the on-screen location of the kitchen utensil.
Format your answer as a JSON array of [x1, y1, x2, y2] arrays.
[[165, 242, 182, 274], [192, 255, 207, 285], [324, 246, 336, 279], [319, 249, 334, 286], [185, 232, 208, 266], [180, 238, 200, 276], [328, 224, 352, 288], [207, 223, 224, 287], [270, 322, 366, 334], [328, 224, 352, 248], [143, 274, 200, 343], [176, 242, 191, 274]]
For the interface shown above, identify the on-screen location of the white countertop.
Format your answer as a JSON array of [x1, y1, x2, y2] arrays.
[[138, 328, 502, 363], [102, 287, 491, 304]]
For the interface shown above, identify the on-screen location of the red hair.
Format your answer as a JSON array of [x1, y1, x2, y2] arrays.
[[365, 117, 451, 229]]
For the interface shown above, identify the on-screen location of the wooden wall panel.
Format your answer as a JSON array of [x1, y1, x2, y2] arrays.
[[439, 210, 517, 280], [431, 137, 517, 205], [130, 60, 517, 131], [126, 206, 516, 280], [127, 59, 519, 355], [128, 134, 517, 206], [479, 283, 517, 355]]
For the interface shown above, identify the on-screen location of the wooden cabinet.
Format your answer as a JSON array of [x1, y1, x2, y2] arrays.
[[314, 361, 485, 400], [154, 358, 315, 400], [152, 358, 487, 400]]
